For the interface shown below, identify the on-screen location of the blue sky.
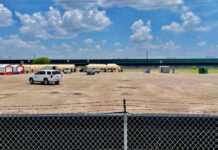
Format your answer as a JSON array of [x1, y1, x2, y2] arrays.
[[0, 0, 218, 59]]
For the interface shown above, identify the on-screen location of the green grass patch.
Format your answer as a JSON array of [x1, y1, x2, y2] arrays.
[[175, 69, 198, 73], [123, 69, 144, 72], [123, 69, 159, 72], [208, 69, 218, 73], [123, 68, 218, 74]]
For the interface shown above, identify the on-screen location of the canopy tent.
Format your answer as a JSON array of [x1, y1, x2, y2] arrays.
[[12, 64, 25, 74], [0, 64, 14, 75], [53, 64, 76, 72], [106, 64, 121, 72], [85, 64, 107, 72], [85, 64, 121, 72], [23, 65, 47, 72], [23, 64, 76, 72]]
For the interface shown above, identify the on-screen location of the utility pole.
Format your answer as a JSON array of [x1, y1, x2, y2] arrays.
[[146, 51, 149, 62], [34, 54, 35, 60]]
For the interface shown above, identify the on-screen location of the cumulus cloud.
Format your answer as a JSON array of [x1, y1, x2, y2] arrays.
[[61, 8, 111, 32], [111, 40, 182, 58], [15, 7, 111, 39], [162, 11, 212, 33], [162, 11, 201, 32], [84, 38, 94, 44], [130, 19, 153, 42], [0, 4, 13, 27], [56, 0, 183, 10], [0, 35, 44, 49], [0, 35, 46, 58], [0, 35, 185, 59]]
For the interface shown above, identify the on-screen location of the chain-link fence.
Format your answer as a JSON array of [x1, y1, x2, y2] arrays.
[[0, 113, 217, 150]]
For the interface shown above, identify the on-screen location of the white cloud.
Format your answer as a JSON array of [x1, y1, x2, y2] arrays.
[[0, 35, 46, 58], [15, 12, 50, 39], [0, 4, 13, 27], [113, 42, 121, 47], [56, 0, 183, 10], [15, 7, 111, 39], [61, 8, 111, 32], [162, 11, 201, 32], [197, 41, 207, 46], [84, 38, 94, 44], [111, 40, 182, 58], [130, 19, 153, 42], [1, 35, 44, 49], [0, 35, 188, 59]]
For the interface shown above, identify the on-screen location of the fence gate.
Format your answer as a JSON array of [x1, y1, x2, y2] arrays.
[[0, 113, 217, 150]]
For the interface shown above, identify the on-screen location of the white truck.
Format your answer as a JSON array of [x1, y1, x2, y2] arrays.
[[63, 68, 72, 74], [29, 70, 62, 85]]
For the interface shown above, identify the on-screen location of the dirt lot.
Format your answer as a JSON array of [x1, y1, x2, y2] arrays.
[[0, 72, 218, 114]]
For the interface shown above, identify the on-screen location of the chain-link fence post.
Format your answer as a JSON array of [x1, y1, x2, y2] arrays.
[[123, 99, 128, 150]]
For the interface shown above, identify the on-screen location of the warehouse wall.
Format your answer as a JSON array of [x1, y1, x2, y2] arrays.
[[1, 58, 218, 67]]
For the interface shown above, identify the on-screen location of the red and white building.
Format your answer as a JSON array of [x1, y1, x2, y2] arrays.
[[12, 64, 25, 74], [0, 64, 14, 75]]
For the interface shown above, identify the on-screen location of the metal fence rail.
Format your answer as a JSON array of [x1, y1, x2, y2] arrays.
[[0, 113, 217, 150]]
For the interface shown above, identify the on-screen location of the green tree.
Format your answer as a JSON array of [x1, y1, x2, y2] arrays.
[[192, 66, 197, 70], [32, 57, 51, 64]]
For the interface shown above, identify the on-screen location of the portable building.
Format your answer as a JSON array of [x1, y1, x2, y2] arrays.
[[0, 64, 14, 75], [159, 66, 170, 73], [12, 64, 25, 74]]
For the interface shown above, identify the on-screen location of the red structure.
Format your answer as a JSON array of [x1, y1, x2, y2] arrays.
[[0, 64, 14, 75], [12, 64, 25, 74]]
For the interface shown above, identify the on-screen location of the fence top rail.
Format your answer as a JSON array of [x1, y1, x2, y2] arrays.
[[0, 112, 218, 118], [126, 113, 218, 118]]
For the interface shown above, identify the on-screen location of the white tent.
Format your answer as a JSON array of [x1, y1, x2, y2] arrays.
[[12, 64, 25, 74], [0, 64, 14, 75]]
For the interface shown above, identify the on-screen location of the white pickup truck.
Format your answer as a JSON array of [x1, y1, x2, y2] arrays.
[[29, 70, 62, 85]]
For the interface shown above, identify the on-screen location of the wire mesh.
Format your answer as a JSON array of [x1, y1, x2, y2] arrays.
[[0, 114, 124, 150], [128, 114, 218, 150], [0, 113, 217, 150]]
